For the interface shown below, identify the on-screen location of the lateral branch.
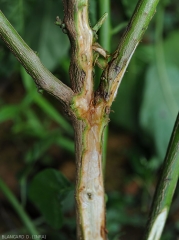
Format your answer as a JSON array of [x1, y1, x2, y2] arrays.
[[0, 10, 74, 106], [95, 0, 159, 106]]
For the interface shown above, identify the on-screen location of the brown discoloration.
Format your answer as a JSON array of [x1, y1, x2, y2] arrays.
[[79, 186, 85, 192], [73, 95, 108, 239], [100, 225, 108, 238], [63, 0, 93, 96], [105, 106, 111, 115]]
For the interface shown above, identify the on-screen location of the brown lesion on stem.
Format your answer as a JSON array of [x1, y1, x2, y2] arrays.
[[63, 0, 93, 103], [69, 69, 109, 240], [62, 2, 112, 239], [62, 1, 109, 239]]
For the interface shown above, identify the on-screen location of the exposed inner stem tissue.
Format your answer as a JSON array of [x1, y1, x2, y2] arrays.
[[79, 121, 105, 240]]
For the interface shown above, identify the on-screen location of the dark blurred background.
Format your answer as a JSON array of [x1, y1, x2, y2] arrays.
[[0, 0, 179, 239]]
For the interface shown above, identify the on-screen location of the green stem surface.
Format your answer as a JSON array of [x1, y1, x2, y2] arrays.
[[144, 113, 179, 240], [98, 0, 111, 52]]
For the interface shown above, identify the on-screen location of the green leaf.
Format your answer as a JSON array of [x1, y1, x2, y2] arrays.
[[111, 66, 138, 131], [140, 64, 179, 160], [25, 138, 54, 163], [1, 0, 24, 34], [0, 105, 20, 123], [164, 31, 179, 67], [12, 109, 46, 137], [25, 0, 69, 71], [25, 130, 74, 163], [111, 45, 154, 131], [29, 169, 73, 229], [20, 66, 36, 92], [0, 0, 24, 76], [0, 46, 17, 77], [56, 137, 75, 154], [121, 0, 139, 18], [89, 0, 97, 26], [20, 65, 73, 135], [34, 95, 73, 135]]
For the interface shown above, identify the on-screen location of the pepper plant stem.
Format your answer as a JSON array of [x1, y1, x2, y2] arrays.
[[0, 0, 160, 239], [143, 113, 179, 240]]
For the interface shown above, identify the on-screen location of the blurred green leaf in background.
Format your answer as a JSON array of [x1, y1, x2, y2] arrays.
[[29, 169, 74, 229]]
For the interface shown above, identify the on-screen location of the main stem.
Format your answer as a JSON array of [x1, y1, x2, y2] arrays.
[[63, 1, 108, 239], [73, 105, 108, 239]]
